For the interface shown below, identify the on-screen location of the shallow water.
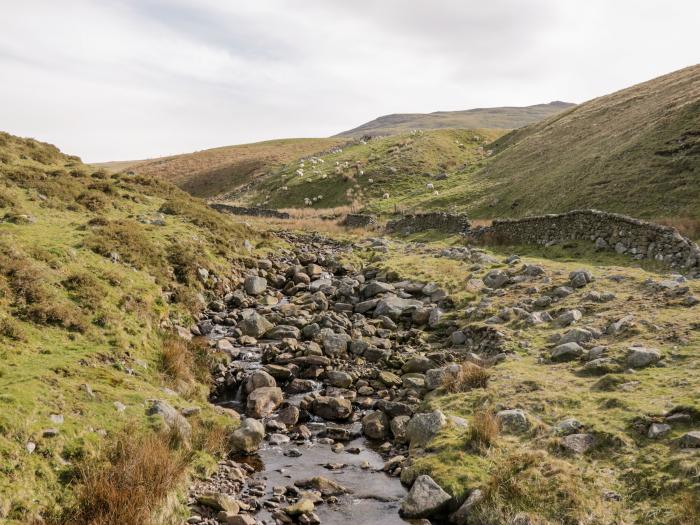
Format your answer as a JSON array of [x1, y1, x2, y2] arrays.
[[245, 437, 409, 525]]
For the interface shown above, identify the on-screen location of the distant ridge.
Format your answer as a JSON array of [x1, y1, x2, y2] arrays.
[[335, 101, 575, 137]]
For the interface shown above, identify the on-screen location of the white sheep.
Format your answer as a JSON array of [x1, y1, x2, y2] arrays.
[[426, 183, 434, 190], [317, 194, 322, 200], [304, 197, 312, 206], [383, 192, 390, 199], [296, 169, 304, 177], [321, 174, 328, 179], [433, 190, 440, 196], [281, 186, 288, 191], [359, 170, 364, 176], [368, 178, 374, 183]]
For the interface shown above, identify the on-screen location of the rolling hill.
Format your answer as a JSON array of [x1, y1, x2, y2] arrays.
[[95, 137, 345, 199], [411, 64, 700, 221], [335, 101, 574, 138]]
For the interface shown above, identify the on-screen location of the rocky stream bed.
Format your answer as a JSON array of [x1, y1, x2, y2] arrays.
[[179, 233, 501, 525]]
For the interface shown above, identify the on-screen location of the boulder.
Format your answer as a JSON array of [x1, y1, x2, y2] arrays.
[[196, 492, 240, 513], [362, 410, 390, 440], [312, 396, 353, 420], [678, 431, 700, 448], [230, 418, 265, 454], [406, 410, 447, 447], [561, 433, 595, 454], [449, 489, 484, 524], [245, 370, 277, 394], [246, 387, 283, 418], [238, 309, 273, 338], [264, 325, 301, 340], [244, 276, 267, 295], [482, 270, 509, 289], [322, 332, 351, 357], [626, 346, 661, 368], [146, 400, 191, 439], [390, 415, 411, 444], [496, 409, 529, 433], [400, 475, 451, 519], [551, 342, 584, 362]]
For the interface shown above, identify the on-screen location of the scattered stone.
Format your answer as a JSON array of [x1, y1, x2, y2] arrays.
[[400, 475, 451, 519]]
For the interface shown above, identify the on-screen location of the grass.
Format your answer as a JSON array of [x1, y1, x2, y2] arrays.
[[0, 131, 254, 522], [376, 233, 700, 524], [62, 428, 189, 525], [95, 137, 346, 199], [441, 362, 491, 393]]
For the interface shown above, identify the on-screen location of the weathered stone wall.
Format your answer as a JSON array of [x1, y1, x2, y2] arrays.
[[470, 209, 700, 271], [209, 203, 290, 220], [342, 214, 378, 228], [386, 212, 471, 235]]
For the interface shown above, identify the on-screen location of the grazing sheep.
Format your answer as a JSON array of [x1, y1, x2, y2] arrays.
[[383, 192, 390, 199], [368, 178, 374, 183], [433, 190, 439, 195], [281, 186, 288, 191], [426, 183, 434, 190], [296, 169, 304, 177], [317, 195, 323, 200], [321, 174, 328, 179], [359, 170, 364, 176]]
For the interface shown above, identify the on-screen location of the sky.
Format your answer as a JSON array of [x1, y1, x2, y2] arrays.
[[0, 1, 698, 162]]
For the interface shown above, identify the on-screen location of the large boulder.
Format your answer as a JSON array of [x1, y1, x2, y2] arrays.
[[146, 400, 191, 439], [244, 370, 277, 394], [626, 346, 661, 368], [482, 270, 509, 289], [312, 396, 353, 420], [244, 276, 267, 295], [406, 410, 447, 447], [374, 295, 422, 320], [230, 418, 265, 454], [362, 410, 390, 440], [238, 309, 273, 338], [322, 332, 351, 357], [362, 281, 395, 298], [496, 409, 530, 433], [400, 475, 451, 519], [551, 342, 584, 362], [246, 387, 283, 418], [264, 325, 301, 340]]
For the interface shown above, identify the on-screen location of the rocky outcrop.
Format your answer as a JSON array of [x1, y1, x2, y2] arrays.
[[342, 213, 378, 228]]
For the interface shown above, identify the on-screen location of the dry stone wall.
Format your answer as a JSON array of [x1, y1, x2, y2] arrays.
[[471, 209, 700, 272], [386, 212, 471, 235], [342, 214, 378, 228], [209, 203, 290, 220]]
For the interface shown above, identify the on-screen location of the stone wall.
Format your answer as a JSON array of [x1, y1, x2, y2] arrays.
[[342, 214, 378, 228], [386, 212, 471, 235], [470, 209, 700, 271], [209, 203, 290, 220]]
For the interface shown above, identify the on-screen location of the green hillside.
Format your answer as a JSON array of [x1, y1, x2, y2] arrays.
[[0, 132, 266, 522], [240, 128, 504, 212], [95, 138, 345, 199], [415, 65, 700, 221], [335, 101, 575, 137]]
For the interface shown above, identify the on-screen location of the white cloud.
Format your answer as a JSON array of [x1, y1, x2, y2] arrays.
[[0, 0, 697, 161]]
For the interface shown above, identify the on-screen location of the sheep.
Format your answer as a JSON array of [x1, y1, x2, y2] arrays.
[[433, 190, 440, 196], [426, 183, 434, 190], [383, 192, 390, 199], [296, 169, 304, 177], [317, 194, 323, 200], [368, 178, 374, 183], [304, 197, 312, 206], [321, 174, 328, 179], [359, 170, 364, 176], [281, 186, 288, 191]]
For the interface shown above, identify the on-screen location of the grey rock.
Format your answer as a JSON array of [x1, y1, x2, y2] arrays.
[[238, 309, 273, 337], [246, 387, 283, 418], [362, 410, 390, 440], [400, 475, 451, 519], [146, 400, 191, 438], [551, 342, 584, 362], [244, 275, 267, 295], [626, 346, 661, 368], [647, 423, 671, 439], [312, 396, 353, 420], [483, 270, 509, 289], [449, 489, 484, 524], [678, 431, 700, 448], [561, 433, 595, 454], [230, 418, 265, 454], [322, 332, 351, 357], [496, 409, 529, 433], [406, 410, 447, 447]]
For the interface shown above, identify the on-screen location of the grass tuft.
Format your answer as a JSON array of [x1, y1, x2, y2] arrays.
[[442, 362, 491, 393], [465, 410, 500, 452]]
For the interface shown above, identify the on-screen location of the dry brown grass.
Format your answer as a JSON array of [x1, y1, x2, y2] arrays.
[[465, 410, 500, 452], [657, 216, 700, 241], [160, 335, 213, 389], [66, 429, 188, 525], [442, 362, 491, 393]]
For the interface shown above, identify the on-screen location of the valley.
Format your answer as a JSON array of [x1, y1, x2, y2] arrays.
[[1, 64, 699, 525]]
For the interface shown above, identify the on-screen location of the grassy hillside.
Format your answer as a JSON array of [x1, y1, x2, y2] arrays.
[[96, 138, 345, 199], [416, 65, 700, 221], [335, 101, 574, 138], [239, 128, 504, 212], [0, 132, 272, 523]]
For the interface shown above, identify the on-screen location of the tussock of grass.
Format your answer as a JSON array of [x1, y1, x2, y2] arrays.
[[465, 410, 500, 452], [442, 362, 491, 393], [64, 429, 189, 525], [472, 450, 590, 525]]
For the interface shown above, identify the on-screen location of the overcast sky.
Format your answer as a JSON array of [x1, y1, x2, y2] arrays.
[[1, 1, 698, 162]]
